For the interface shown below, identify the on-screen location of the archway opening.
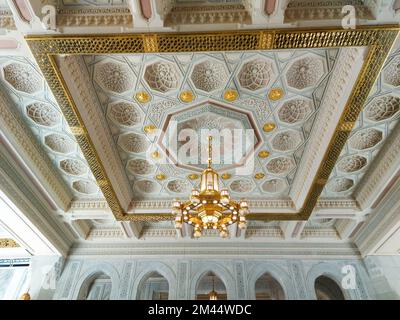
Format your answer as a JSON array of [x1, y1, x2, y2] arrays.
[[255, 273, 285, 300], [82, 272, 112, 300], [196, 272, 227, 300], [314, 275, 345, 300], [138, 271, 169, 300]]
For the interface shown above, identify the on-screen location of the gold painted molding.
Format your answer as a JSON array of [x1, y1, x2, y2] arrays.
[[25, 26, 400, 221], [0, 238, 19, 248]]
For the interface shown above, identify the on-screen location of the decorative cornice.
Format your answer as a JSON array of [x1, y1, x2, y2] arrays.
[[68, 241, 362, 259], [57, 55, 132, 210], [0, 9, 16, 30], [164, 4, 252, 27], [354, 117, 400, 209], [290, 48, 364, 209], [284, 0, 374, 23], [355, 174, 400, 256], [57, 7, 133, 27], [0, 89, 72, 210], [0, 238, 19, 248]]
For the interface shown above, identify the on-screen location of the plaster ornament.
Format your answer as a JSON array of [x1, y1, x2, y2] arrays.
[[221, 173, 231, 180], [72, 180, 98, 194], [167, 179, 191, 193], [191, 60, 228, 92], [224, 89, 239, 102], [263, 122, 276, 132], [143, 124, 156, 134], [258, 150, 270, 158], [238, 59, 274, 90], [118, 133, 150, 154], [271, 130, 302, 152], [3, 62, 43, 94], [144, 62, 180, 92], [349, 128, 383, 150], [337, 155, 367, 173], [180, 90, 194, 102], [136, 180, 161, 193], [26, 103, 60, 127], [266, 157, 295, 175], [230, 179, 254, 193], [135, 91, 151, 103], [94, 61, 134, 93], [188, 174, 199, 180], [286, 57, 324, 90], [60, 159, 87, 176], [268, 88, 284, 101], [108, 102, 142, 127], [44, 133, 75, 154], [148, 100, 179, 123], [365, 95, 400, 122], [155, 174, 166, 181], [278, 99, 313, 124], [127, 158, 155, 175], [327, 177, 354, 193], [254, 172, 265, 179], [262, 178, 287, 193], [383, 55, 400, 87]]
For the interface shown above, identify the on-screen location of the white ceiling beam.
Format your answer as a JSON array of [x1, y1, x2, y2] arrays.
[[280, 221, 306, 239], [120, 221, 143, 239]]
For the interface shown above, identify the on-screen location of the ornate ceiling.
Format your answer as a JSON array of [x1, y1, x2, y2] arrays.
[[0, 0, 399, 255], [82, 49, 336, 201], [0, 56, 101, 199], [324, 45, 400, 198]]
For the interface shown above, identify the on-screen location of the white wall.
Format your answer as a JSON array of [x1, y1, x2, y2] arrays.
[[0, 266, 29, 300], [50, 257, 376, 300]]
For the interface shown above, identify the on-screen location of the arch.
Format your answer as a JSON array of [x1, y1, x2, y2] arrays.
[[314, 275, 345, 300], [305, 262, 353, 300], [131, 262, 176, 300], [195, 271, 227, 300], [247, 263, 294, 300], [190, 263, 236, 300], [255, 273, 285, 300], [136, 271, 169, 300], [71, 263, 120, 300]]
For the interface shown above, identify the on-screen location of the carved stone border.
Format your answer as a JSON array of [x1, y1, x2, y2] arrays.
[[25, 26, 400, 221]]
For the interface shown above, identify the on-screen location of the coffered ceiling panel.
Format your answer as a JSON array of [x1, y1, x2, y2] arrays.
[[323, 45, 400, 198], [0, 57, 102, 199], [82, 49, 338, 201]]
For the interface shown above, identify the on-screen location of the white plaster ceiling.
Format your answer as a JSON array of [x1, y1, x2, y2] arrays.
[[84, 49, 337, 201], [0, 57, 102, 199], [323, 45, 400, 198]]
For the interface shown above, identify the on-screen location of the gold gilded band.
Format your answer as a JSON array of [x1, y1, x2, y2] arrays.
[[25, 26, 400, 221]]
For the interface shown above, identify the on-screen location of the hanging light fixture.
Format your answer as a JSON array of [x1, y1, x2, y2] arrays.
[[174, 136, 249, 238], [208, 276, 218, 300]]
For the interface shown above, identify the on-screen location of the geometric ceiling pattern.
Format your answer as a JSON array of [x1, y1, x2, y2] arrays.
[[0, 57, 102, 199], [84, 49, 338, 201], [323, 44, 400, 197]]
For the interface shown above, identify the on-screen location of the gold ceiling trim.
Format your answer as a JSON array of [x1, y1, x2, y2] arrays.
[[0, 238, 19, 248], [25, 26, 399, 221]]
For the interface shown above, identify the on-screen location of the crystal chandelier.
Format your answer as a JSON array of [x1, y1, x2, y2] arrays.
[[174, 136, 249, 238]]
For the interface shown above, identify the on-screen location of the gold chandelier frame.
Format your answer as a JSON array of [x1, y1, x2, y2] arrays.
[[25, 26, 399, 222]]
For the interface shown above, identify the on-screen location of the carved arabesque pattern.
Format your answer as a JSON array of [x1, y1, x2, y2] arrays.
[[26, 103, 60, 127], [144, 61, 180, 92], [3, 63, 43, 94], [238, 59, 274, 90], [365, 95, 400, 122], [190, 60, 228, 92], [278, 99, 313, 124]]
